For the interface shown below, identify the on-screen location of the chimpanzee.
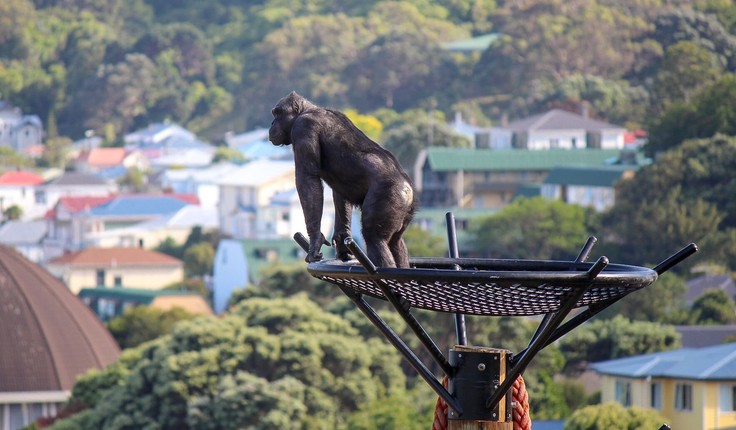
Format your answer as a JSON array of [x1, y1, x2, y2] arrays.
[[269, 91, 417, 268]]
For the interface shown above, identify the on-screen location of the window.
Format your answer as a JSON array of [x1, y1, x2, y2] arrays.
[[615, 379, 632, 407], [675, 383, 693, 411], [720, 384, 736, 412], [96, 270, 105, 287], [651, 382, 662, 409], [114, 276, 122, 287]]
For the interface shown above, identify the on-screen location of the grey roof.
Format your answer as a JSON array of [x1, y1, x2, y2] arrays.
[[591, 342, 736, 381], [44, 172, 110, 186], [0, 246, 119, 391], [676, 325, 736, 348], [506, 109, 625, 132], [686, 274, 736, 304], [0, 220, 47, 244]]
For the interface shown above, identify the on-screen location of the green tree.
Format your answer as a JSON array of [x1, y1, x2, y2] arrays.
[[471, 197, 597, 260], [559, 316, 680, 372], [53, 295, 407, 430], [564, 403, 667, 430], [38, 136, 72, 169], [601, 272, 688, 324], [183, 241, 215, 278], [646, 76, 736, 155], [652, 40, 723, 111], [3, 204, 23, 221], [212, 146, 245, 163], [106, 306, 197, 349], [403, 225, 447, 258], [606, 135, 736, 269], [382, 109, 470, 174], [689, 288, 736, 325], [117, 167, 147, 192]]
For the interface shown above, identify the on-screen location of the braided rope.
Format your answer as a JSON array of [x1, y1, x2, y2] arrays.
[[512, 375, 531, 430], [431, 375, 531, 430]]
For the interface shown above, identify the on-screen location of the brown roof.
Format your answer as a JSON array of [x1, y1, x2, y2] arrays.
[[0, 246, 120, 392], [48, 247, 183, 267]]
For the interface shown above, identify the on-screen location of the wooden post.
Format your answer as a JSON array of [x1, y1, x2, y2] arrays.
[[448, 346, 513, 430]]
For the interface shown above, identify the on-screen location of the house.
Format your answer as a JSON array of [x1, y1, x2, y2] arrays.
[[45, 247, 184, 294], [43, 193, 199, 256], [414, 147, 621, 210], [79, 287, 213, 321], [124, 122, 196, 147], [73, 147, 148, 174], [212, 238, 305, 314], [0, 220, 47, 263], [149, 148, 215, 169], [0, 245, 119, 430], [0, 101, 44, 153], [591, 342, 736, 430], [160, 162, 240, 207], [686, 274, 736, 306], [540, 165, 637, 212], [0, 170, 46, 220], [216, 159, 296, 239], [34, 172, 118, 210], [84, 204, 218, 249], [475, 109, 627, 150]]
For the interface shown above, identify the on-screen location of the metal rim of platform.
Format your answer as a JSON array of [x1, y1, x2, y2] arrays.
[[307, 257, 658, 316]]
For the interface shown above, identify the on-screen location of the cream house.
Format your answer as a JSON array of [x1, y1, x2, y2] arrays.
[[216, 159, 296, 239], [45, 247, 184, 294], [592, 343, 736, 430]]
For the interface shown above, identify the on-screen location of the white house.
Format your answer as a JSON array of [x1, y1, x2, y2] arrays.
[[0, 101, 44, 154], [160, 163, 240, 208], [34, 172, 118, 211], [216, 159, 296, 239], [124, 122, 196, 146], [479, 109, 627, 150], [0, 171, 46, 220]]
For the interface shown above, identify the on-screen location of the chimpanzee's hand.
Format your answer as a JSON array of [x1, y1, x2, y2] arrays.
[[305, 233, 331, 263]]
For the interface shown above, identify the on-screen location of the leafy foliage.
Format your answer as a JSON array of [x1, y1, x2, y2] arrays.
[[564, 403, 667, 430], [106, 306, 197, 349], [558, 316, 681, 372], [471, 197, 598, 260], [53, 295, 408, 430]]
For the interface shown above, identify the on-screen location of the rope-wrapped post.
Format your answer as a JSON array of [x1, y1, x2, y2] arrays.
[[446, 346, 513, 430]]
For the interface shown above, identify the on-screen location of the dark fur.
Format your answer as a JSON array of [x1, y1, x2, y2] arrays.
[[269, 92, 417, 268]]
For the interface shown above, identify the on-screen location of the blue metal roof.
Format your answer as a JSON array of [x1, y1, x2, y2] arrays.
[[591, 342, 736, 380], [89, 195, 189, 217]]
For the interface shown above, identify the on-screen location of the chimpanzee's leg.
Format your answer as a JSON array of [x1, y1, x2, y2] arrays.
[[332, 190, 353, 261], [361, 181, 414, 268]]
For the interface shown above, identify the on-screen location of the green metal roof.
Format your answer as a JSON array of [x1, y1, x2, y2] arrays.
[[425, 148, 622, 172], [79, 287, 198, 304], [442, 33, 500, 52], [543, 165, 637, 187]]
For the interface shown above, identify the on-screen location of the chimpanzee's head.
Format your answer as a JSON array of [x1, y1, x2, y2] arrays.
[[268, 91, 315, 146]]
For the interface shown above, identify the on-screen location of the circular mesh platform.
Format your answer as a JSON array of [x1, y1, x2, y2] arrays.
[[307, 257, 657, 316]]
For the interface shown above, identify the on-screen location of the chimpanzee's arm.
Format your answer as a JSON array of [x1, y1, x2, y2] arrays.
[[292, 117, 328, 262], [332, 190, 353, 261]]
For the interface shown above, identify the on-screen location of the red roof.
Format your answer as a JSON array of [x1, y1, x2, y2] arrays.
[[48, 247, 183, 267], [77, 148, 126, 167], [0, 171, 45, 186]]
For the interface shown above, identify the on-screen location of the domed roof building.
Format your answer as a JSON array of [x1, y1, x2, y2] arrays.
[[0, 246, 120, 430]]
